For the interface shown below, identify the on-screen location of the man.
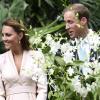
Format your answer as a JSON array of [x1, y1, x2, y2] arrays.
[[63, 3, 100, 62]]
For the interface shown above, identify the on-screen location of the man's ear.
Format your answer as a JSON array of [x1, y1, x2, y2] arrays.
[[18, 32, 23, 40], [80, 17, 87, 25]]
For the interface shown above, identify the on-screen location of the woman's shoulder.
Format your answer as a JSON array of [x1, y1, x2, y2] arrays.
[[0, 51, 10, 69], [0, 50, 9, 59]]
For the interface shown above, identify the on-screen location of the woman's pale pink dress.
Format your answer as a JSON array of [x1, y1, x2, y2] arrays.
[[0, 50, 47, 100]]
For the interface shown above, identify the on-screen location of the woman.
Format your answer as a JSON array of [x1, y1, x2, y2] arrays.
[[0, 19, 47, 100]]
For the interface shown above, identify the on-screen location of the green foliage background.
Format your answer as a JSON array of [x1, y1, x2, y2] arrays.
[[1, 0, 100, 53], [0, 0, 100, 99]]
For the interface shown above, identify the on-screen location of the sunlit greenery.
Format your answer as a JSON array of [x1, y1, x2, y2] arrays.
[[0, 1, 100, 99], [0, 0, 100, 54]]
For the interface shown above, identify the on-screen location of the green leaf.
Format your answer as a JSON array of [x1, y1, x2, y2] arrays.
[[73, 60, 84, 66], [9, 0, 28, 19], [0, 4, 8, 28], [54, 56, 66, 66]]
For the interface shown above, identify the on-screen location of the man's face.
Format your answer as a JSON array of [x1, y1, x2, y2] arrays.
[[64, 11, 82, 39]]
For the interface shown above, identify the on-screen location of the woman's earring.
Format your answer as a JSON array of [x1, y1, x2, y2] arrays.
[[19, 40, 21, 44]]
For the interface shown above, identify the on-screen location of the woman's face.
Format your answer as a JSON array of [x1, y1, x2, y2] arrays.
[[2, 25, 21, 50]]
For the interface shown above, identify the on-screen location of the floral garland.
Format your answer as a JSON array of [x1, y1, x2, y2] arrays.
[[30, 29, 100, 99]]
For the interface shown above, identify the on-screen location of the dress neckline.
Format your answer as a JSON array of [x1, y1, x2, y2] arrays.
[[8, 50, 25, 76]]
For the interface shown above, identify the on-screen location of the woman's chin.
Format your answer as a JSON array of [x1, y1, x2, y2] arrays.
[[4, 46, 10, 50]]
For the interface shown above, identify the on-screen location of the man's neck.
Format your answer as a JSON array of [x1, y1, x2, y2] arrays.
[[78, 27, 89, 39]]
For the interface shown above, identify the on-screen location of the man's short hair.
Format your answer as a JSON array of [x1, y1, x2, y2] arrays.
[[63, 3, 90, 22]]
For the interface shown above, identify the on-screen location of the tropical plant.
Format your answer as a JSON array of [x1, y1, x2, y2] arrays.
[[24, 0, 70, 27], [28, 25, 100, 100], [80, 0, 100, 31], [0, 0, 27, 28]]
